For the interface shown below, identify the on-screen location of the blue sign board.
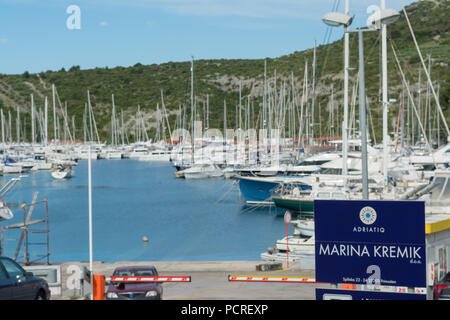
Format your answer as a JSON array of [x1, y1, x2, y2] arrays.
[[316, 288, 426, 300], [314, 200, 426, 288]]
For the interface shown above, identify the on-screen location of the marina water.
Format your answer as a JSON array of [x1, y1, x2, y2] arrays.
[[0, 160, 287, 263]]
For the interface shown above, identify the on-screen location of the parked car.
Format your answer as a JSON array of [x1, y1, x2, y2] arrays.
[[0, 256, 50, 300], [106, 266, 163, 300], [433, 272, 450, 300]]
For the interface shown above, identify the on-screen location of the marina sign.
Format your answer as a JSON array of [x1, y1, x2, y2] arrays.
[[316, 288, 427, 300], [314, 200, 426, 288]]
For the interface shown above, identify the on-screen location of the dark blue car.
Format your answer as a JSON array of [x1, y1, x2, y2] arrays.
[[0, 256, 50, 300]]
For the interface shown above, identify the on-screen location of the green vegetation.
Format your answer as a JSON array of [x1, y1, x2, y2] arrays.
[[0, 0, 448, 143]]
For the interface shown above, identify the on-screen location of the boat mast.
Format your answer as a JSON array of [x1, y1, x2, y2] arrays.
[[16, 105, 20, 144], [44, 96, 48, 146], [87, 91, 93, 143], [111, 94, 116, 145], [311, 41, 316, 152], [72, 115, 76, 143], [206, 94, 209, 132], [31, 94, 35, 144], [64, 102, 67, 143], [224, 99, 227, 165], [426, 54, 432, 144], [52, 84, 57, 144], [83, 103, 87, 143], [121, 109, 125, 146], [1, 109, 4, 146], [381, 0, 389, 186]]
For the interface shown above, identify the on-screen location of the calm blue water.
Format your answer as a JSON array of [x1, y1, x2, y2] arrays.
[[0, 160, 287, 263]]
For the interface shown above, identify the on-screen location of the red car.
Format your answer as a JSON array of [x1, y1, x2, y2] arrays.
[[106, 266, 163, 300], [433, 272, 450, 300]]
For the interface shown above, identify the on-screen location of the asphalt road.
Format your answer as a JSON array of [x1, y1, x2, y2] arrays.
[[56, 261, 329, 300]]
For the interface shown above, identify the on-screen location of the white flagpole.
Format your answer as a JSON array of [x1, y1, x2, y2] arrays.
[[88, 145, 93, 299]]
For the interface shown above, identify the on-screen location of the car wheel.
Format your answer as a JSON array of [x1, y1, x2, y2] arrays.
[[36, 290, 47, 300]]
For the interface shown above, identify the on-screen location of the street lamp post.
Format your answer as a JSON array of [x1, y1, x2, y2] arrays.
[[381, 0, 389, 187], [343, 7, 400, 200], [358, 29, 369, 200], [322, 0, 353, 187]]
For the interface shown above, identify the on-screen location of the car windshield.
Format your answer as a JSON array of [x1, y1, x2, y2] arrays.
[[114, 269, 156, 276], [0, 258, 24, 278]]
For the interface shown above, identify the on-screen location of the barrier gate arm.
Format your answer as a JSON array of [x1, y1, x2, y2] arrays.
[[110, 275, 192, 283], [228, 275, 323, 284], [227, 276, 427, 295]]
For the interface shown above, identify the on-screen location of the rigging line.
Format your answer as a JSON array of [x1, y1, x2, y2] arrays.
[[322, 0, 340, 45], [401, 5, 449, 137], [213, 182, 237, 205], [317, 0, 341, 80], [390, 38, 433, 155], [238, 194, 274, 214], [240, 203, 270, 214]]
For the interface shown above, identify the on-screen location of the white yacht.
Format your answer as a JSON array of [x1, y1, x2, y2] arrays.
[[103, 147, 123, 159], [182, 163, 224, 179], [128, 146, 149, 159], [76, 147, 99, 160], [0, 200, 13, 221], [138, 150, 171, 162]]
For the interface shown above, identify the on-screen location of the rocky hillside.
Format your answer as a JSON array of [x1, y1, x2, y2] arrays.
[[0, 0, 448, 143]]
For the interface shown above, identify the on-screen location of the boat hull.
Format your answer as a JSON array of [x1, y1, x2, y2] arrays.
[[272, 197, 314, 215], [51, 170, 73, 179], [0, 205, 13, 221], [236, 176, 312, 205], [138, 154, 171, 162]]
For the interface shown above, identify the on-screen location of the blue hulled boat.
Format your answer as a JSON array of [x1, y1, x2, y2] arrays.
[[235, 175, 312, 205]]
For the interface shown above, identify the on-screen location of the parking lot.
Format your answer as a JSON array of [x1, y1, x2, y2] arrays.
[[57, 261, 325, 300]]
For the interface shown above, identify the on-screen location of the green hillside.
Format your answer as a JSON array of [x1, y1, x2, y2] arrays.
[[0, 0, 448, 144]]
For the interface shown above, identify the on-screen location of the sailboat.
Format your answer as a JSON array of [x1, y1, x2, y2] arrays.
[[51, 164, 73, 179], [0, 200, 13, 221], [0, 176, 28, 221]]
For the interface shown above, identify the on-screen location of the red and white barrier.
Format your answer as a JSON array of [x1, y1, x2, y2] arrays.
[[110, 275, 191, 283], [228, 275, 320, 284]]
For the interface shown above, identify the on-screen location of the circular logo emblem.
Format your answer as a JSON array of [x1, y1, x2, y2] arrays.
[[360, 206, 377, 225]]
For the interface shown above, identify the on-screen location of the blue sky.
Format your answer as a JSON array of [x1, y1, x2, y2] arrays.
[[0, 0, 416, 74]]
